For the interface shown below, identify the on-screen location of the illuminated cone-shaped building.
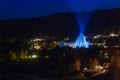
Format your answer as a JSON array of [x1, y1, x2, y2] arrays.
[[73, 33, 89, 48]]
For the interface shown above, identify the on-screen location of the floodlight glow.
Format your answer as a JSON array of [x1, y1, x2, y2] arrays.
[[72, 12, 92, 48], [73, 33, 89, 48], [70, 2, 93, 48]]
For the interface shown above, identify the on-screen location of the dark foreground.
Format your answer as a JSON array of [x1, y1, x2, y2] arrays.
[[0, 62, 104, 80]]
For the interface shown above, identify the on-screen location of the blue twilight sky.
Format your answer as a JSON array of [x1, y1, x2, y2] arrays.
[[0, 0, 120, 20]]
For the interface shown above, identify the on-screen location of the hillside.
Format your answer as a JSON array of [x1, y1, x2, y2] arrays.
[[0, 8, 120, 38]]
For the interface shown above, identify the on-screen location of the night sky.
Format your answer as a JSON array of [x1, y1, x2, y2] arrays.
[[0, 0, 120, 20]]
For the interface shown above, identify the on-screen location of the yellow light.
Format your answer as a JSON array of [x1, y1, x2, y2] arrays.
[[28, 55, 32, 58], [109, 33, 118, 37], [110, 33, 115, 36], [34, 45, 41, 50], [45, 55, 49, 59], [93, 36, 97, 39], [32, 54, 38, 58]]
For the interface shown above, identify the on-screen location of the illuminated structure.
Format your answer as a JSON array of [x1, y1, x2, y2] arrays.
[[59, 13, 92, 48], [73, 33, 89, 48], [71, 12, 92, 48]]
